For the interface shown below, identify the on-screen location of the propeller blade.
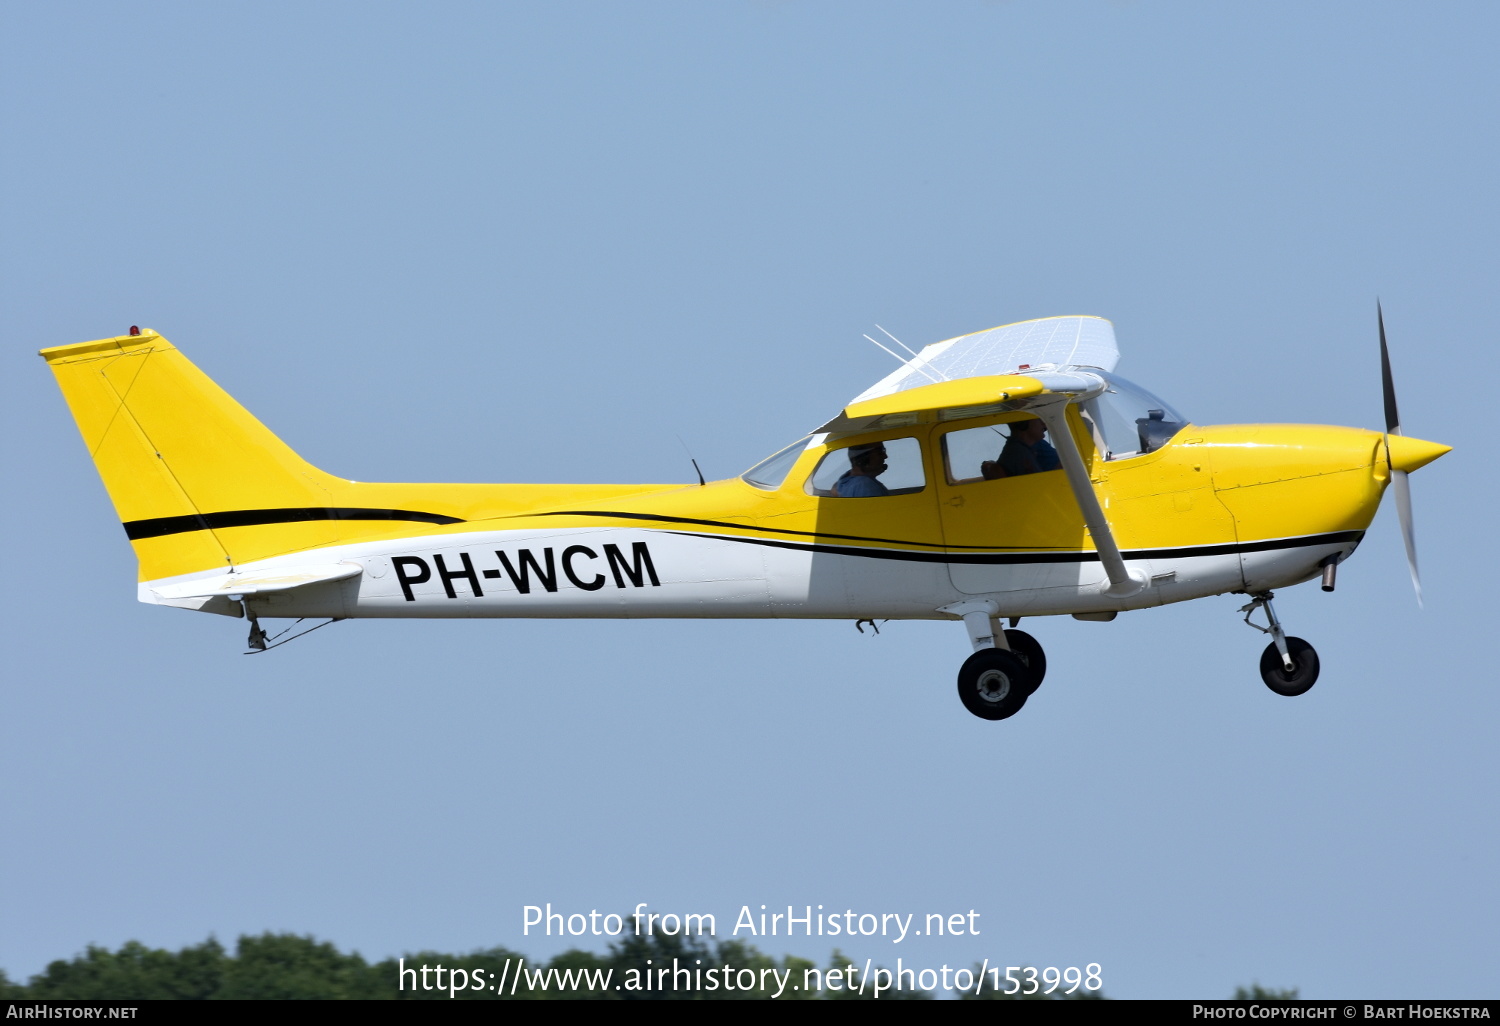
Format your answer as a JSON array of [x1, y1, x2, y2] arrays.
[[1378, 302, 1422, 607], [1378, 300, 1401, 436], [1391, 468, 1422, 608]]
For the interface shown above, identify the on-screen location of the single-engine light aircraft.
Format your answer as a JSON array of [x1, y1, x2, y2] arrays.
[[41, 314, 1449, 720]]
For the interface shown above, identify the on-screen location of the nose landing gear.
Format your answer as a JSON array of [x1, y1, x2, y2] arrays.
[[1239, 592, 1320, 696]]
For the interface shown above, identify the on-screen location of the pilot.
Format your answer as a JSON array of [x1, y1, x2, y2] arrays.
[[832, 442, 890, 497], [981, 418, 1061, 479]]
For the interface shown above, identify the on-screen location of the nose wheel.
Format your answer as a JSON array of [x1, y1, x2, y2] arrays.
[[1240, 592, 1320, 696], [1258, 636, 1319, 696]]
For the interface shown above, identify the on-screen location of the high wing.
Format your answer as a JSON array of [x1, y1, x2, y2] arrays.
[[818, 315, 1118, 434], [849, 314, 1118, 405]]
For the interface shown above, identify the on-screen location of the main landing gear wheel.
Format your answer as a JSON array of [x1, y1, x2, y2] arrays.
[[957, 649, 1035, 720], [1002, 629, 1046, 695], [1259, 637, 1319, 696]]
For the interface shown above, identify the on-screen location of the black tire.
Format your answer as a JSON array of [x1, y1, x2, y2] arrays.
[[1259, 637, 1319, 696], [957, 649, 1034, 720], [1002, 629, 1047, 695]]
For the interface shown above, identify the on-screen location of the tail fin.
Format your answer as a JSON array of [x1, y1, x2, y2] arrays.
[[43, 330, 352, 581]]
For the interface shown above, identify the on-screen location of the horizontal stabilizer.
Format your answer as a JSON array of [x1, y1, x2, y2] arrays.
[[151, 562, 362, 600]]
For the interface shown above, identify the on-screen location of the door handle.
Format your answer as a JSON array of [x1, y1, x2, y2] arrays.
[[946, 496, 965, 507]]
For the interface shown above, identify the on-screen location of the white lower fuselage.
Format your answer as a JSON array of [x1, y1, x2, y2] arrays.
[[142, 526, 1360, 623]]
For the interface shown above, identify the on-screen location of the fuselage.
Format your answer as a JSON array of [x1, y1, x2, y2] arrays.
[[143, 412, 1412, 624], [42, 326, 1449, 641]]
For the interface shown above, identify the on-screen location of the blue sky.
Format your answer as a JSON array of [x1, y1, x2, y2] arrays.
[[2, 1, 1495, 999]]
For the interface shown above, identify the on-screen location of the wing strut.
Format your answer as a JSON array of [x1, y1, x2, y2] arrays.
[[1032, 399, 1148, 599]]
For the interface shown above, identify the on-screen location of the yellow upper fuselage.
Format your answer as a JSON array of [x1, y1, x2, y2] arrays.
[[418, 413, 1420, 575], [125, 410, 1429, 589]]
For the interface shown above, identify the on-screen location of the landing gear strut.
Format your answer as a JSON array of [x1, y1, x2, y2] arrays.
[[1239, 592, 1319, 696]]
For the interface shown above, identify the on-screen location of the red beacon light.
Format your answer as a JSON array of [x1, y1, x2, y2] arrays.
[[128, 326, 141, 336], [1018, 363, 1030, 370]]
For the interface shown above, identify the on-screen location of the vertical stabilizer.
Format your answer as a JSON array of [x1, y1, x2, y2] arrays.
[[42, 331, 344, 581]]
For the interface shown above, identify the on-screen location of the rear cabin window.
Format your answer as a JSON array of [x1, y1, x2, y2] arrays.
[[806, 437, 926, 497]]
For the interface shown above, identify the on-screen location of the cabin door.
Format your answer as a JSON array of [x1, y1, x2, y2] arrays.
[[932, 419, 1091, 598]]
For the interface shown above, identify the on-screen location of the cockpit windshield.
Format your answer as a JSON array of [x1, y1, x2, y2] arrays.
[[1083, 373, 1187, 460], [741, 436, 813, 490]]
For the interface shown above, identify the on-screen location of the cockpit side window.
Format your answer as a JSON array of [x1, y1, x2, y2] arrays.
[[941, 419, 1063, 483], [806, 436, 926, 497]]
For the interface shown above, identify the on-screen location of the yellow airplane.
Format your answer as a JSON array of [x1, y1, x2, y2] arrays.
[[41, 313, 1449, 721]]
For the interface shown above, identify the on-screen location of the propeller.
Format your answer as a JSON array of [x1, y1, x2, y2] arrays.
[[1378, 301, 1423, 607]]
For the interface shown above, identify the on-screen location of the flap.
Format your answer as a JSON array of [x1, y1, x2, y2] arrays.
[[151, 562, 362, 600]]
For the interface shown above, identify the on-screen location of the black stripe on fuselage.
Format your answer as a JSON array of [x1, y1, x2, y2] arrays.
[[531, 509, 1360, 563], [534, 509, 976, 551], [663, 528, 1364, 565], [123, 507, 465, 541]]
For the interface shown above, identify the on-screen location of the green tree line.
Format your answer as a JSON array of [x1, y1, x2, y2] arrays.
[[0, 932, 1122, 1000]]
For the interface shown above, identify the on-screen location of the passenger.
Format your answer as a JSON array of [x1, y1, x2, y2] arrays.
[[832, 442, 890, 497], [981, 418, 1061, 479]]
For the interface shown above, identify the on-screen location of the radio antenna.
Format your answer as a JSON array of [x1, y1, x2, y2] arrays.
[[875, 324, 929, 365], [863, 333, 944, 385], [673, 433, 707, 486]]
